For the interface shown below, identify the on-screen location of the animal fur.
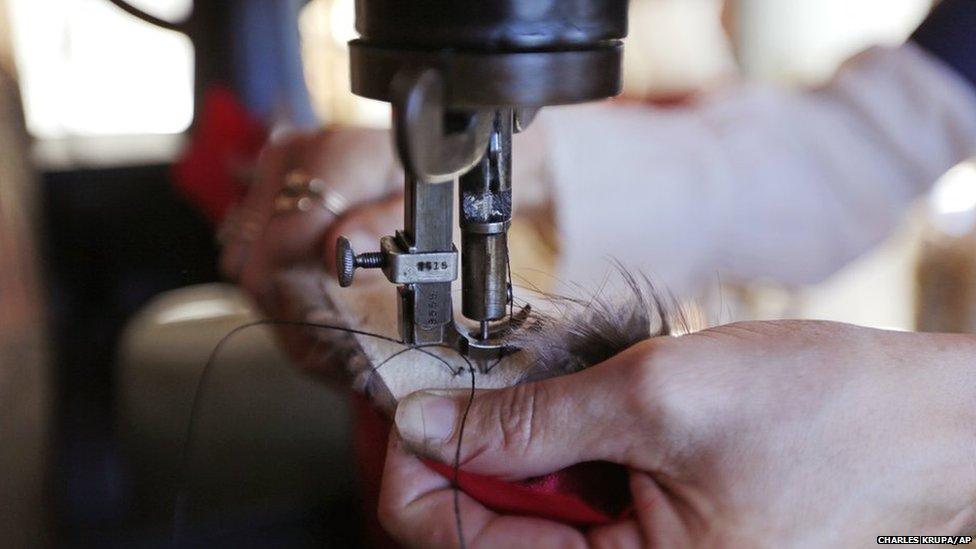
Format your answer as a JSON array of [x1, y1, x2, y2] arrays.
[[512, 268, 697, 382], [312, 266, 700, 412]]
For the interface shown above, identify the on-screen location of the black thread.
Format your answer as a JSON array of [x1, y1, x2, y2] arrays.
[[172, 318, 471, 545], [506, 231, 515, 323], [454, 367, 477, 549]]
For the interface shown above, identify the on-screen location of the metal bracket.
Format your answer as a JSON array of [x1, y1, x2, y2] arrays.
[[391, 67, 493, 183], [379, 236, 458, 285], [447, 304, 533, 366]]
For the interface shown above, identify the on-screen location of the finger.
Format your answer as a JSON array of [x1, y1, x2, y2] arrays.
[[233, 129, 397, 280], [237, 203, 334, 304], [262, 202, 336, 264], [220, 131, 309, 280], [393, 342, 659, 479], [244, 185, 398, 290], [379, 434, 586, 549], [588, 519, 644, 549], [236, 132, 340, 281], [627, 471, 693, 548], [256, 186, 401, 280], [300, 128, 399, 205], [586, 472, 692, 549], [379, 433, 477, 548]]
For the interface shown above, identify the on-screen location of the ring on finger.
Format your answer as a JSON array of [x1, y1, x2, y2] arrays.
[[273, 170, 350, 218]]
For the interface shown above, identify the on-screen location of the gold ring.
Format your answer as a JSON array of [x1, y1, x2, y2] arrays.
[[273, 170, 349, 217]]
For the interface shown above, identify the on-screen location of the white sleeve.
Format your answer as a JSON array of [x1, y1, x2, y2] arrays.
[[537, 44, 976, 297]]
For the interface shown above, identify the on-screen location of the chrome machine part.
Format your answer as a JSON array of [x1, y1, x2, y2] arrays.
[[336, 0, 630, 357], [336, 236, 458, 289], [460, 111, 514, 341]]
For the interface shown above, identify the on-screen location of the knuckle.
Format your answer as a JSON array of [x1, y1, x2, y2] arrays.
[[616, 340, 688, 452], [376, 499, 451, 549], [377, 497, 452, 549], [626, 366, 667, 429], [484, 383, 547, 458], [588, 527, 624, 549], [621, 342, 666, 416]]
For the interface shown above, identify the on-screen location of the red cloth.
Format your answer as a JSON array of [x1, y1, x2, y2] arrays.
[[423, 459, 632, 527], [173, 86, 267, 224], [354, 397, 632, 546], [354, 396, 402, 548]]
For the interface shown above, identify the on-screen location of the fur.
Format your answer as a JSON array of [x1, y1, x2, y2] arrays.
[[512, 268, 697, 382]]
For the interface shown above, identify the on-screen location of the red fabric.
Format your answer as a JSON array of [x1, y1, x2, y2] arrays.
[[354, 396, 632, 542], [423, 459, 632, 527], [173, 86, 267, 223], [353, 395, 402, 549]]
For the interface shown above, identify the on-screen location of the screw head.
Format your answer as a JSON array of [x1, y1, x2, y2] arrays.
[[336, 236, 356, 287]]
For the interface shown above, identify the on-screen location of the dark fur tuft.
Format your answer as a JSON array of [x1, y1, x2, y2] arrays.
[[513, 268, 696, 382]]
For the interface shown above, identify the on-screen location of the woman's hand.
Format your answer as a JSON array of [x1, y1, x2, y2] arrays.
[[221, 128, 398, 287], [219, 127, 404, 375], [380, 320, 976, 548]]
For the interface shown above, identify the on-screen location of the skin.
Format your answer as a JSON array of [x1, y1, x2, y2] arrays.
[[230, 129, 976, 547], [222, 128, 402, 376], [383, 321, 976, 548], [221, 128, 400, 306]]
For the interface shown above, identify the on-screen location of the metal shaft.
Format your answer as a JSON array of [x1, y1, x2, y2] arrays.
[[399, 173, 455, 345], [459, 110, 513, 331]]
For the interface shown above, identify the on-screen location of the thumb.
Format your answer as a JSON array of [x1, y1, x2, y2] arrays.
[[393, 344, 656, 479]]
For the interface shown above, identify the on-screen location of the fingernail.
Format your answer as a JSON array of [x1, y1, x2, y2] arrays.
[[395, 393, 457, 447]]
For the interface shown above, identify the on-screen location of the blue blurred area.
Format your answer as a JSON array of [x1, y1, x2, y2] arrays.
[[232, 0, 318, 128]]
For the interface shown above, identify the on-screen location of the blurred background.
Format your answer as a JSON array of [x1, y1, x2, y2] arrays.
[[3, 0, 974, 546]]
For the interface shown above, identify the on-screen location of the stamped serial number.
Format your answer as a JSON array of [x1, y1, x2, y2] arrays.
[[416, 261, 450, 272]]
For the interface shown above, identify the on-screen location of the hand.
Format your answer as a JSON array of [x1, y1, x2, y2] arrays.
[[221, 127, 398, 284], [380, 320, 976, 548], [220, 127, 403, 374]]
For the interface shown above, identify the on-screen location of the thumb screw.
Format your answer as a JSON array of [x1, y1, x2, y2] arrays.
[[336, 236, 386, 287]]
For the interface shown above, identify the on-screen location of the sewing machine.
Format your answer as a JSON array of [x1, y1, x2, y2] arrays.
[[335, 0, 629, 363]]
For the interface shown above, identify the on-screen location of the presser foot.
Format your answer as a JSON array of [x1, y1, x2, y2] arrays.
[[447, 304, 531, 371]]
